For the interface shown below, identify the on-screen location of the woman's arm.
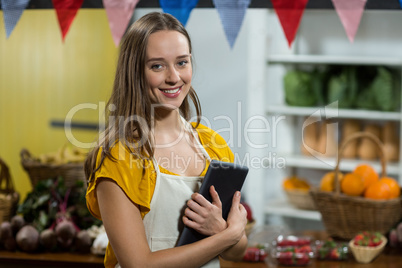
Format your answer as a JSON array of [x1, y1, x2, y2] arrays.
[[96, 178, 247, 268], [182, 186, 248, 262]]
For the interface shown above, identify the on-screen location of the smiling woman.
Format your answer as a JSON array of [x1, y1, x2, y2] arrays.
[[145, 30, 192, 109], [84, 12, 248, 268]]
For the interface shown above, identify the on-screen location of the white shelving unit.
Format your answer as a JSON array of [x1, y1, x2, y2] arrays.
[[262, 10, 402, 226], [280, 154, 400, 176], [267, 54, 402, 67], [266, 105, 401, 121], [265, 199, 321, 221]]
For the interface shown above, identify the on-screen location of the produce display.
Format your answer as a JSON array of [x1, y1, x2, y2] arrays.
[[275, 235, 312, 247], [389, 222, 402, 248], [33, 145, 88, 165], [270, 236, 314, 266], [353, 231, 383, 247], [283, 65, 401, 112], [340, 120, 360, 159], [242, 244, 267, 262], [0, 177, 102, 253], [301, 119, 337, 158], [315, 239, 348, 261], [349, 231, 387, 263], [282, 176, 311, 192], [274, 246, 313, 266], [319, 164, 401, 200]]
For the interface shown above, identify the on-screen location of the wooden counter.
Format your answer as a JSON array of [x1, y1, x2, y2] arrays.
[[220, 230, 402, 268], [221, 247, 402, 267], [0, 250, 104, 268], [1, 230, 401, 268]]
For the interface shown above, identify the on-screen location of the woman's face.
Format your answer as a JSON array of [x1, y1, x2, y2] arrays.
[[145, 30, 192, 111]]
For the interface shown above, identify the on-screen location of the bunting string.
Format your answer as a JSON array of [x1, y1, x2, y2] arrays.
[[0, 1, 393, 48]]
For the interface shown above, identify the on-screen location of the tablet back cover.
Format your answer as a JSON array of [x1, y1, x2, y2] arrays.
[[176, 160, 248, 246]]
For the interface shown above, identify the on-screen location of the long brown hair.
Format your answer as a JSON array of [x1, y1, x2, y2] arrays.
[[85, 12, 202, 183]]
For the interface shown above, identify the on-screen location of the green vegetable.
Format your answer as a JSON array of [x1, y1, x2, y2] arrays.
[[284, 70, 316, 106], [355, 66, 400, 111], [17, 177, 101, 232], [327, 66, 358, 108], [310, 68, 327, 106]]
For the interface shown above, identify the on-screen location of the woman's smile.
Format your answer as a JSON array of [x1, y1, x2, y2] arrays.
[[159, 85, 183, 97]]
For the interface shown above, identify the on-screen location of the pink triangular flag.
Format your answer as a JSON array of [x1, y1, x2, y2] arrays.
[[103, 0, 139, 47], [332, 0, 367, 43], [52, 0, 84, 41], [271, 0, 308, 47]]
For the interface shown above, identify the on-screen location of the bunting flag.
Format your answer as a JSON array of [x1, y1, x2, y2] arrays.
[[332, 0, 367, 43], [52, 0, 84, 41], [271, 0, 308, 47], [103, 0, 139, 47], [400, 0, 402, 8], [159, 0, 199, 26], [212, 0, 250, 49], [1, 0, 30, 38]]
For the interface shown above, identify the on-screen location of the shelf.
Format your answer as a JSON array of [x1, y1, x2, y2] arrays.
[[266, 105, 401, 121], [265, 198, 321, 221], [279, 154, 400, 176], [267, 54, 402, 66]]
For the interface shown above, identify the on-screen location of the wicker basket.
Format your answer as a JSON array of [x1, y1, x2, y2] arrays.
[[310, 132, 402, 240], [0, 158, 19, 224], [349, 235, 387, 263], [285, 189, 316, 210], [20, 148, 86, 188]]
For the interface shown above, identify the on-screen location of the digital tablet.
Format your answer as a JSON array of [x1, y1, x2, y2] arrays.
[[176, 160, 249, 246]]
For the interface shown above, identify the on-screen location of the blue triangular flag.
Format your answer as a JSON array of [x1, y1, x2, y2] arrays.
[[400, 0, 402, 8], [1, 0, 30, 38], [159, 0, 199, 26], [213, 0, 250, 49]]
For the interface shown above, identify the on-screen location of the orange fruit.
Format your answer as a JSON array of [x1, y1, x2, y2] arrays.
[[283, 178, 296, 190], [320, 171, 344, 192], [353, 164, 379, 190], [364, 180, 391, 200], [283, 176, 310, 191], [341, 173, 365, 196], [379, 177, 400, 199]]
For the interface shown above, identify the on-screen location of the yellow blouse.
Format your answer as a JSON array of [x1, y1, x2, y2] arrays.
[[86, 122, 234, 268]]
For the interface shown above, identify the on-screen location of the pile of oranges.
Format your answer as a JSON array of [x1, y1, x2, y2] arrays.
[[282, 176, 311, 192], [320, 164, 401, 200]]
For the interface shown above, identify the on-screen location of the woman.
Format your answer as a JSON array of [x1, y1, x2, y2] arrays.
[[85, 12, 248, 268]]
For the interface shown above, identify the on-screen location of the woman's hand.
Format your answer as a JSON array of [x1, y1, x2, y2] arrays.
[[182, 185, 227, 236], [226, 191, 247, 243]]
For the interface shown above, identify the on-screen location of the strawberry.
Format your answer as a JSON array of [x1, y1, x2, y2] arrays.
[[243, 246, 267, 262], [296, 253, 310, 265], [296, 245, 312, 253], [277, 251, 295, 265], [329, 248, 340, 260], [353, 231, 383, 247]]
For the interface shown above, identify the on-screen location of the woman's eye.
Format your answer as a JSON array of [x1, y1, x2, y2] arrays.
[[151, 64, 163, 70], [178, 60, 188, 67]]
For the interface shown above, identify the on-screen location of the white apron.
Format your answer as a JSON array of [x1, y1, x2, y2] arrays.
[[116, 120, 220, 268]]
